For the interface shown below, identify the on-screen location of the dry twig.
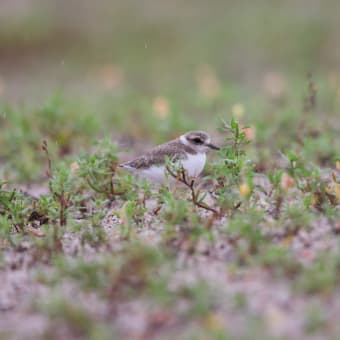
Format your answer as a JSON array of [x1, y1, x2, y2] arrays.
[[166, 165, 219, 215]]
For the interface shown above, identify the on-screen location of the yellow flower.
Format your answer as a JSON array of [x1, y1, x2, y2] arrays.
[[336, 161, 340, 170], [204, 312, 224, 331], [334, 183, 340, 201], [153, 96, 169, 120], [196, 64, 221, 99], [232, 103, 245, 118], [311, 194, 319, 206], [239, 183, 251, 197], [281, 235, 293, 246]]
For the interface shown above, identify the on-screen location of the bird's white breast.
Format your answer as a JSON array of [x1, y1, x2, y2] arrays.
[[140, 152, 206, 184], [181, 152, 206, 177]]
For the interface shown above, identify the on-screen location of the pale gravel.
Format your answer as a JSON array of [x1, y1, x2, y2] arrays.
[[0, 178, 339, 339]]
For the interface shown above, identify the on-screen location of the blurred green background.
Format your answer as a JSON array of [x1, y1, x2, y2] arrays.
[[0, 0, 339, 181]]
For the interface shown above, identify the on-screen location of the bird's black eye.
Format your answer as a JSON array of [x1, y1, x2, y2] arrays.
[[192, 137, 203, 144]]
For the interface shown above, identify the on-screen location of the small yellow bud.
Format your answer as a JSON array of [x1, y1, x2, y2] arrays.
[[196, 64, 221, 99], [232, 103, 245, 119], [334, 183, 340, 201], [239, 183, 251, 197], [204, 312, 224, 331], [153, 96, 169, 119], [281, 235, 293, 246], [336, 161, 340, 170], [311, 194, 319, 206]]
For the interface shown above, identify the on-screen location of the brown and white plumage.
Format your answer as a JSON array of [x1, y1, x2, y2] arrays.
[[119, 131, 219, 183]]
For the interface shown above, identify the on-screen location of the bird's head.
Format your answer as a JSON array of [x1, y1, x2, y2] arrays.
[[180, 131, 220, 153]]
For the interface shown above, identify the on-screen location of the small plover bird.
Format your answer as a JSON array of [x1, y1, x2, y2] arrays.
[[119, 131, 219, 184]]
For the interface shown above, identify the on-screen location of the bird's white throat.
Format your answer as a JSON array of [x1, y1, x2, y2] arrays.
[[181, 152, 206, 177], [140, 152, 206, 183]]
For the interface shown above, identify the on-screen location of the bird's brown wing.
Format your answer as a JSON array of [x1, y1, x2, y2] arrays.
[[120, 140, 195, 170]]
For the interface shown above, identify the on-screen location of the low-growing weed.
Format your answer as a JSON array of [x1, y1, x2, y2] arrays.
[[0, 181, 32, 245], [212, 118, 253, 214], [78, 138, 133, 201], [295, 250, 340, 295]]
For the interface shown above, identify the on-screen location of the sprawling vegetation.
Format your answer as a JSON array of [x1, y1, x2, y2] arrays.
[[0, 1, 339, 339]]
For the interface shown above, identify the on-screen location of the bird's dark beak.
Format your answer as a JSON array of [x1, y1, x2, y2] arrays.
[[206, 143, 220, 150]]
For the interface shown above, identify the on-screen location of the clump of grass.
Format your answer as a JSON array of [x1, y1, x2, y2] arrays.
[[211, 118, 253, 215], [52, 243, 168, 300], [0, 181, 34, 245], [258, 244, 302, 278], [117, 200, 146, 239], [166, 160, 219, 215], [80, 211, 108, 248], [78, 138, 133, 201], [294, 251, 340, 295], [0, 94, 101, 182], [226, 209, 265, 260], [36, 296, 113, 340], [48, 164, 73, 227], [36, 93, 100, 156]]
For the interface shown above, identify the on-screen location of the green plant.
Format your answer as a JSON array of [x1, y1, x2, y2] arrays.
[[49, 164, 73, 227], [36, 93, 100, 155], [304, 304, 328, 334], [0, 181, 16, 213], [81, 212, 108, 248], [227, 209, 265, 257], [0, 182, 31, 234], [118, 200, 146, 239], [295, 251, 340, 294], [258, 244, 302, 278], [212, 118, 253, 214], [37, 296, 113, 340], [166, 160, 219, 215], [178, 281, 217, 318], [78, 138, 132, 200]]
